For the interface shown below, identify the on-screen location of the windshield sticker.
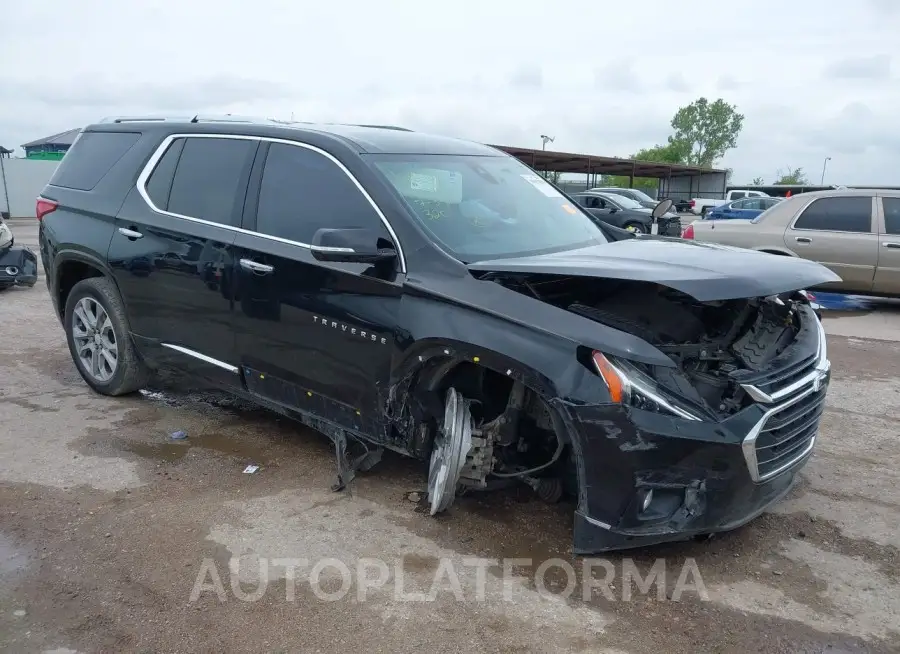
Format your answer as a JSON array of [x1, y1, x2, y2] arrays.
[[521, 174, 564, 198], [561, 203, 577, 215], [409, 172, 438, 193]]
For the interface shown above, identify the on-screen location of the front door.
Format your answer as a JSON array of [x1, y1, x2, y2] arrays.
[[873, 196, 900, 295], [232, 140, 402, 436], [783, 195, 878, 293], [108, 135, 258, 387]]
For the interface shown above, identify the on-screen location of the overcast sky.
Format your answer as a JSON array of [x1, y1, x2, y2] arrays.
[[2, 0, 899, 185]]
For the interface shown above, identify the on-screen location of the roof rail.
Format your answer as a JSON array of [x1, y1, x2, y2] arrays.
[[98, 116, 193, 123], [348, 124, 413, 132]]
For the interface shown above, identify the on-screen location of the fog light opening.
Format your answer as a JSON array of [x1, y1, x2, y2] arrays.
[[4, 266, 17, 276]]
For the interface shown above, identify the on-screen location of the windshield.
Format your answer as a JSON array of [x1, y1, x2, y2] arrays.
[[602, 193, 643, 210], [368, 154, 607, 261]]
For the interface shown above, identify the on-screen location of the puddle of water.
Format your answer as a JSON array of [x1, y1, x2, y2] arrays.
[[0, 531, 33, 580], [122, 431, 274, 465]]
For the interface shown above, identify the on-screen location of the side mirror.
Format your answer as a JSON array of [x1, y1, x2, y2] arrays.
[[310, 227, 397, 264], [652, 199, 674, 220]]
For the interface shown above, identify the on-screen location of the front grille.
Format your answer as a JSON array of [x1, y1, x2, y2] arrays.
[[753, 386, 826, 480], [748, 352, 818, 399]]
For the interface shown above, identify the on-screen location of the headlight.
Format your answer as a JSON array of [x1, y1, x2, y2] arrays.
[[591, 351, 703, 421]]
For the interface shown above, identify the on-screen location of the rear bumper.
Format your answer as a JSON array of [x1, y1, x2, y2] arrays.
[[0, 245, 38, 288]]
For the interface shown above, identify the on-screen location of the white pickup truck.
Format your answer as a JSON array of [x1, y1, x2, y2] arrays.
[[689, 189, 770, 216]]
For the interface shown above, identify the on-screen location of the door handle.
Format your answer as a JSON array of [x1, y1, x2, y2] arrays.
[[240, 258, 274, 274], [118, 227, 143, 239], [883, 242, 900, 249], [795, 236, 812, 244]]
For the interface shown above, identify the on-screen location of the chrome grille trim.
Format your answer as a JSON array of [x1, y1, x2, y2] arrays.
[[740, 309, 829, 404], [741, 310, 829, 482]]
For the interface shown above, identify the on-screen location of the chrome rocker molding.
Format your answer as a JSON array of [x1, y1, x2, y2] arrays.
[[134, 133, 408, 273], [161, 343, 239, 374]]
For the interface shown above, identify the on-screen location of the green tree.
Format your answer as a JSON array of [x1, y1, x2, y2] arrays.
[[774, 166, 808, 185], [632, 142, 689, 165], [751, 176, 765, 185], [597, 142, 689, 193], [669, 97, 744, 168]]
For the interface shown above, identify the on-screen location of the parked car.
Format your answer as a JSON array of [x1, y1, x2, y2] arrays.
[[589, 186, 658, 209], [571, 191, 681, 236], [39, 116, 835, 553], [690, 189, 770, 216], [0, 212, 38, 290], [706, 196, 783, 220], [684, 188, 900, 296]]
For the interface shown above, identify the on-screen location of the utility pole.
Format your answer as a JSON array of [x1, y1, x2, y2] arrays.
[[821, 156, 831, 185]]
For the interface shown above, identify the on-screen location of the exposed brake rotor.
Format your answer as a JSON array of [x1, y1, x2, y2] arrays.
[[427, 388, 474, 516]]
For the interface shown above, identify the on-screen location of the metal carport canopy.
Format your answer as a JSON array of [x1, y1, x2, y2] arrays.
[[490, 144, 727, 179]]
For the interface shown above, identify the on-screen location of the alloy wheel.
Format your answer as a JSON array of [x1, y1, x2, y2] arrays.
[[71, 296, 118, 383]]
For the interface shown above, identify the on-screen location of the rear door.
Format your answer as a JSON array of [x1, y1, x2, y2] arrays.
[[232, 140, 402, 432], [109, 135, 258, 387], [873, 196, 900, 295], [715, 199, 744, 219], [784, 195, 878, 292]]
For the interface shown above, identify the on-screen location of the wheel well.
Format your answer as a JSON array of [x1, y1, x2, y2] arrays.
[[57, 260, 105, 317], [411, 358, 570, 481]]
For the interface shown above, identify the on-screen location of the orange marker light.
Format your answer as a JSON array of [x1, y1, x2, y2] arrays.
[[591, 351, 626, 403], [561, 203, 577, 215]]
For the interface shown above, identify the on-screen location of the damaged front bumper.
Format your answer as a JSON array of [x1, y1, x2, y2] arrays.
[[561, 332, 829, 553], [0, 245, 38, 289]]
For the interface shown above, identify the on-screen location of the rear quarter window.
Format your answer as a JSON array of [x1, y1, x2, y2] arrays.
[[49, 131, 141, 191]]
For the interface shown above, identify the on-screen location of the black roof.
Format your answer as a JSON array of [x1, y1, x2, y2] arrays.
[[86, 117, 501, 157]]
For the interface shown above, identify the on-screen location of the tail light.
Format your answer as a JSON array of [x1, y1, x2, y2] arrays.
[[36, 197, 58, 221], [689, 199, 695, 208], [682, 224, 695, 239]]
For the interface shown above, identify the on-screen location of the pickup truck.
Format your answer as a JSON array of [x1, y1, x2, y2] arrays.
[[690, 189, 770, 216]]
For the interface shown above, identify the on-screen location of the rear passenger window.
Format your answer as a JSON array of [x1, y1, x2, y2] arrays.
[[255, 143, 386, 243], [166, 137, 255, 227], [144, 138, 185, 211], [50, 131, 141, 191], [883, 198, 900, 235], [793, 197, 872, 233], [731, 191, 747, 200]]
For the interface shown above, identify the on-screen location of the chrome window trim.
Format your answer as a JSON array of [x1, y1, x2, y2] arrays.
[[161, 343, 239, 373], [135, 133, 407, 273], [789, 195, 877, 235]]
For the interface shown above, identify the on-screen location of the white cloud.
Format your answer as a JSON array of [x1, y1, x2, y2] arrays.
[[2, 0, 899, 185]]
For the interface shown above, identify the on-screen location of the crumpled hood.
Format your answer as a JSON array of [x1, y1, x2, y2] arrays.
[[467, 238, 841, 302]]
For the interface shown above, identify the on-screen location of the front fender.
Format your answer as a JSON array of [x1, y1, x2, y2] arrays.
[[392, 294, 609, 404]]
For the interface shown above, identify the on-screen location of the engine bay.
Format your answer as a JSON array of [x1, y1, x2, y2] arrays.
[[479, 273, 806, 416]]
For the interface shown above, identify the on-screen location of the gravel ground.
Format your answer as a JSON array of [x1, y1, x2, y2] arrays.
[[1, 218, 899, 653]]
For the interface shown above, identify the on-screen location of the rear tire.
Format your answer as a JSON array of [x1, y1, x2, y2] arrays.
[[700, 206, 709, 218], [64, 277, 149, 396]]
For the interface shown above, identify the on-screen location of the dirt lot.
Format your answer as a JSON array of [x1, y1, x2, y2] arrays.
[[1, 217, 899, 653]]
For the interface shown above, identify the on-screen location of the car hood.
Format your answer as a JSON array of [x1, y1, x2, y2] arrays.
[[467, 238, 841, 302]]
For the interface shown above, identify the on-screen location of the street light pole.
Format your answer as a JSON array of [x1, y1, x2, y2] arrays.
[[540, 134, 554, 151], [821, 156, 831, 185]]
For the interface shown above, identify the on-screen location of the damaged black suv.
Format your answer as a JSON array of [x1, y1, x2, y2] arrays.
[[38, 116, 836, 553]]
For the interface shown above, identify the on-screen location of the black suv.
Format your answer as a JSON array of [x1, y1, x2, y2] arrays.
[[38, 116, 836, 552]]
